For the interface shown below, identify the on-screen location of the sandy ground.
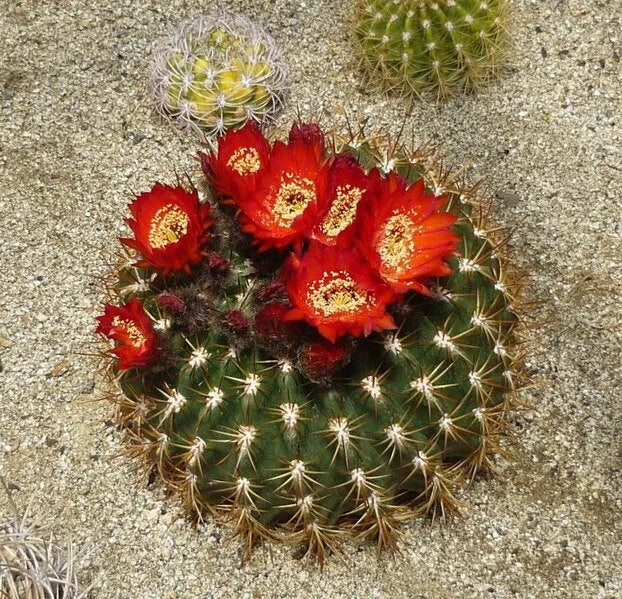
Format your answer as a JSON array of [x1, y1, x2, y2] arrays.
[[1, 0, 620, 597]]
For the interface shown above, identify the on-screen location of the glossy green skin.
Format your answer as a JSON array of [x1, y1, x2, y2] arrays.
[[356, 0, 506, 97], [110, 147, 517, 532]]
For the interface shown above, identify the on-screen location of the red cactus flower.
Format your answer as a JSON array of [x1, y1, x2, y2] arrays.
[[283, 242, 397, 342], [96, 298, 159, 370], [236, 130, 326, 251], [357, 171, 458, 295], [298, 339, 350, 380], [311, 153, 372, 246], [121, 183, 213, 275], [199, 122, 271, 201]]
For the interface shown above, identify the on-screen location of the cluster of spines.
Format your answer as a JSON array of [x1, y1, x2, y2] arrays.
[[99, 129, 524, 562], [151, 12, 287, 138], [0, 482, 88, 598], [355, 0, 508, 99]]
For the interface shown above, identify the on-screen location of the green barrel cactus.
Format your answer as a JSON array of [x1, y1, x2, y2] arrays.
[[151, 12, 287, 138], [97, 122, 523, 562], [355, 0, 508, 99]]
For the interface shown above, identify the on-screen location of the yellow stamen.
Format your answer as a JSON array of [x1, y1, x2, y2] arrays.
[[377, 212, 415, 271], [148, 204, 189, 249], [226, 147, 262, 175], [111, 316, 146, 347], [308, 271, 373, 317], [319, 185, 364, 238], [272, 173, 316, 226]]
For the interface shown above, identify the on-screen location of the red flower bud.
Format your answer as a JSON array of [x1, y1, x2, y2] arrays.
[[254, 302, 296, 342], [288, 122, 325, 161], [256, 281, 286, 303], [157, 293, 186, 316], [207, 252, 230, 274], [225, 309, 250, 334], [298, 339, 350, 380]]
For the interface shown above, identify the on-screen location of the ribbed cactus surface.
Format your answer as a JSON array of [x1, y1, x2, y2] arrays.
[[355, 0, 507, 98], [99, 125, 522, 561]]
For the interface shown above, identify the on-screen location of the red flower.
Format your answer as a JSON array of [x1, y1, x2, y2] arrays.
[[199, 122, 271, 201], [357, 171, 458, 295], [311, 153, 372, 246], [236, 133, 326, 252], [121, 183, 213, 275], [298, 339, 350, 380], [283, 242, 397, 342], [96, 298, 159, 370]]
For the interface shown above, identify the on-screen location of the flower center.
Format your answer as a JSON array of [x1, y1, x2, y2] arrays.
[[111, 316, 146, 347], [319, 185, 364, 238], [226, 147, 262, 175], [148, 204, 189, 249], [272, 173, 316, 226], [308, 271, 372, 317], [377, 212, 415, 271]]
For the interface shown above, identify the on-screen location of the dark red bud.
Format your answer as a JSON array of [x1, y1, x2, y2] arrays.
[[207, 252, 230, 274], [157, 293, 186, 316], [288, 122, 325, 159], [299, 339, 350, 380], [256, 281, 286, 303], [225, 309, 250, 334], [254, 302, 296, 342]]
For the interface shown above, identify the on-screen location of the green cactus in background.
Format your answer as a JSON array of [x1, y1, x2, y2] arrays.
[[152, 13, 287, 138], [97, 124, 524, 562], [355, 0, 508, 100]]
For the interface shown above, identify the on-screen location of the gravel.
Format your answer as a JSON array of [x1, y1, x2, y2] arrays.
[[0, 0, 620, 597]]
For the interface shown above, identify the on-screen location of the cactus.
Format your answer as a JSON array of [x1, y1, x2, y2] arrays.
[[151, 13, 287, 138], [355, 0, 508, 99], [1, 481, 88, 598], [97, 122, 524, 562]]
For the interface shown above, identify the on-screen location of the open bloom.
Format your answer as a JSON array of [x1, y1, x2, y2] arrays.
[[235, 122, 327, 251], [199, 122, 271, 201], [310, 153, 372, 246], [357, 171, 458, 295], [96, 298, 159, 370], [283, 242, 397, 342], [121, 183, 213, 275]]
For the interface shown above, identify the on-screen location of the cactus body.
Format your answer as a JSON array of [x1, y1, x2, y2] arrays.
[[152, 13, 287, 137], [355, 0, 507, 99], [99, 126, 523, 561]]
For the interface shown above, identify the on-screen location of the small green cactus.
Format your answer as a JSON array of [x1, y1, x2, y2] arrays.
[[97, 123, 524, 562], [355, 0, 508, 99], [152, 13, 287, 137]]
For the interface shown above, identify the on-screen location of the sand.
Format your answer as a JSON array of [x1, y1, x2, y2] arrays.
[[0, 0, 620, 597]]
